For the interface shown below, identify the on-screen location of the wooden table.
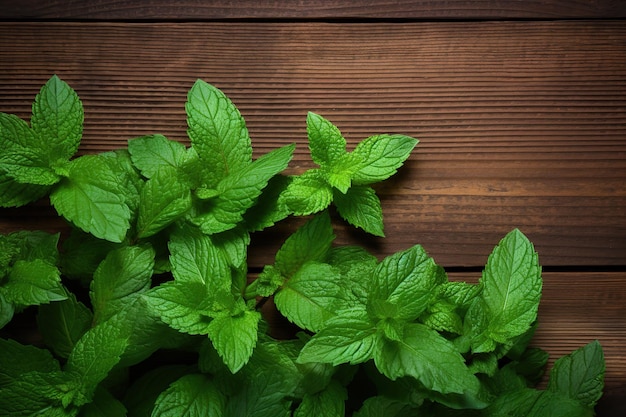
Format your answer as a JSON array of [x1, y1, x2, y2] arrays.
[[1, 1, 625, 414]]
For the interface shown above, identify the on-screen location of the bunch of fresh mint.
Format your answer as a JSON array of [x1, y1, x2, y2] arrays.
[[0, 76, 605, 416]]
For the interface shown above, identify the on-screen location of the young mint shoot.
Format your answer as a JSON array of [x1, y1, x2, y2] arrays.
[[0, 75, 606, 416]]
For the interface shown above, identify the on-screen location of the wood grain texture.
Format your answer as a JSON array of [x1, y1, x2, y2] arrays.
[[1, 21, 624, 267], [1, 0, 625, 20]]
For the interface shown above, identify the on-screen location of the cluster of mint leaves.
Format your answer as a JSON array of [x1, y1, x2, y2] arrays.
[[0, 75, 605, 416]]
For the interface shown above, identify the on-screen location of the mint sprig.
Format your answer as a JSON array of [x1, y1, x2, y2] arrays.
[[0, 76, 606, 416]]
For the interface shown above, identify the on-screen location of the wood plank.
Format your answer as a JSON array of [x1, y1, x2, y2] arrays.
[[1, 21, 625, 267], [1, 0, 625, 20], [262, 271, 626, 414]]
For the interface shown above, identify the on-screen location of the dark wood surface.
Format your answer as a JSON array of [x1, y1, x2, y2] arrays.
[[1, 0, 625, 20], [1, 4, 625, 414]]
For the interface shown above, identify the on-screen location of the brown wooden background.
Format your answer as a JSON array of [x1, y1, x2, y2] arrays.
[[1, 1, 625, 414]]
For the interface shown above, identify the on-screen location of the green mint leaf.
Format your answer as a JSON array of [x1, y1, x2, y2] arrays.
[[0, 292, 14, 328], [79, 386, 127, 417], [152, 374, 225, 417], [0, 338, 61, 387], [144, 281, 221, 335], [333, 185, 384, 236], [7, 230, 60, 265], [420, 300, 463, 334], [186, 80, 251, 184], [243, 174, 292, 232], [99, 149, 143, 216], [128, 134, 188, 179], [306, 112, 347, 168], [374, 323, 479, 395], [37, 291, 93, 358], [324, 154, 359, 194], [207, 309, 261, 373], [0, 112, 60, 185], [297, 316, 377, 366], [486, 389, 592, 417], [124, 365, 192, 417], [293, 380, 347, 417], [31, 75, 83, 164], [210, 226, 251, 271], [368, 245, 441, 322], [64, 319, 130, 404], [191, 143, 294, 235], [275, 211, 335, 278], [274, 262, 344, 332], [471, 229, 542, 352], [547, 340, 605, 408], [225, 342, 298, 417], [0, 170, 51, 207], [327, 246, 378, 307], [2, 259, 66, 306], [0, 371, 77, 417], [60, 230, 121, 280], [137, 167, 192, 238], [90, 245, 155, 324], [280, 170, 333, 216], [437, 281, 481, 307], [169, 224, 231, 290], [350, 134, 418, 185], [354, 396, 415, 417], [50, 154, 131, 243]]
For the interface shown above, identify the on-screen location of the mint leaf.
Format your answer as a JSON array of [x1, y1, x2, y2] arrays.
[[333, 185, 384, 236], [124, 365, 192, 417], [143, 281, 214, 335], [128, 134, 188, 179], [0, 170, 51, 207], [486, 389, 592, 417], [293, 380, 346, 417], [297, 316, 378, 366], [274, 211, 335, 278], [306, 112, 347, 168], [31, 74, 83, 164], [90, 245, 155, 323], [274, 262, 343, 332], [7, 230, 60, 265], [207, 309, 261, 373], [0, 292, 14, 328], [243, 174, 292, 232], [225, 341, 298, 417], [80, 386, 127, 417], [151, 374, 225, 417], [137, 167, 192, 238], [0, 371, 77, 417], [327, 246, 378, 307], [368, 245, 441, 322], [168, 224, 231, 290], [0, 112, 60, 185], [38, 292, 93, 358], [191, 143, 294, 235], [354, 396, 415, 417], [64, 319, 130, 404], [0, 338, 61, 386], [469, 229, 542, 352], [60, 230, 121, 280], [186, 80, 251, 184], [280, 170, 333, 215], [547, 340, 605, 408], [2, 259, 66, 306], [50, 154, 131, 243], [350, 134, 417, 185], [374, 323, 479, 395]]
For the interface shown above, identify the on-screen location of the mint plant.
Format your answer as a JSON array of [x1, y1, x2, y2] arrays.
[[0, 75, 605, 416]]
